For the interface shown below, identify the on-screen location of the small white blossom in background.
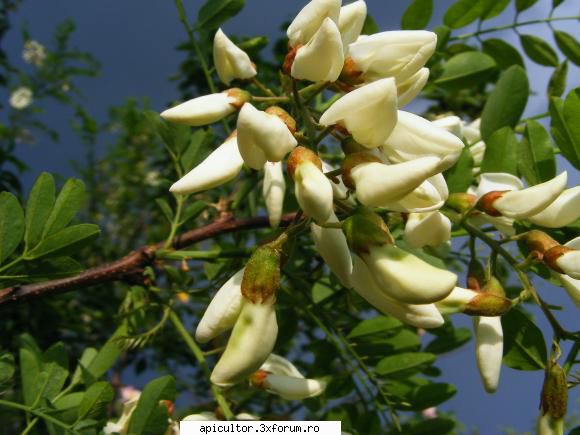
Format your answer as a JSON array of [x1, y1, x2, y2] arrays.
[[145, 170, 162, 187], [9, 87, 33, 110], [22, 40, 46, 67]]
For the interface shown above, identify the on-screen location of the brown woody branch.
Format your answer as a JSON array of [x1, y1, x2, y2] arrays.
[[0, 213, 297, 306]]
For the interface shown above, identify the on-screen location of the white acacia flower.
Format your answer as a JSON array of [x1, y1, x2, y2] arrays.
[[160, 89, 247, 126], [170, 135, 243, 194], [351, 255, 444, 328], [384, 174, 449, 213], [319, 78, 398, 148], [474, 316, 503, 393], [383, 111, 465, 170], [250, 354, 327, 400], [463, 118, 481, 144], [351, 156, 445, 208], [322, 161, 349, 200], [195, 268, 245, 343], [311, 212, 353, 288], [291, 18, 344, 83], [396, 68, 429, 107], [528, 186, 580, 228], [287, 0, 341, 46], [361, 244, 457, 304], [404, 211, 451, 248], [211, 298, 278, 387], [348, 30, 437, 82], [213, 28, 257, 85], [338, 0, 367, 49], [237, 104, 297, 169], [470, 141, 486, 168], [294, 161, 334, 224], [431, 115, 463, 138], [103, 393, 141, 435], [555, 236, 580, 307], [9, 87, 33, 110], [22, 40, 46, 67], [263, 161, 286, 229]]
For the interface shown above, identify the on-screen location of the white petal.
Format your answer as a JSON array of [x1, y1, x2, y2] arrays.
[[528, 186, 580, 228], [493, 172, 567, 219], [291, 18, 344, 82], [213, 28, 256, 85], [319, 78, 398, 148], [237, 103, 297, 168], [311, 212, 353, 288], [211, 300, 278, 387], [558, 275, 580, 308], [470, 141, 486, 166], [170, 137, 243, 194], [183, 412, 218, 421], [351, 256, 444, 328], [264, 375, 327, 400], [287, 0, 341, 46], [263, 161, 286, 228], [349, 30, 436, 82], [196, 268, 245, 343], [294, 161, 334, 223], [322, 161, 349, 199], [383, 111, 464, 168], [397, 68, 429, 107], [160, 92, 236, 126], [431, 115, 463, 138], [260, 354, 304, 378], [365, 245, 457, 304], [404, 211, 451, 248], [474, 316, 503, 393], [352, 156, 444, 207], [338, 0, 367, 49], [384, 174, 448, 213], [555, 250, 580, 280], [436, 286, 477, 314], [476, 172, 524, 198]]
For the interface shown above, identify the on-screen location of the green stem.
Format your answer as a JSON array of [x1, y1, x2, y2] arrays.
[[452, 16, 580, 41], [169, 311, 235, 420], [158, 248, 252, 261], [292, 79, 318, 149], [0, 257, 24, 274], [164, 195, 186, 249], [0, 399, 78, 434], [251, 77, 276, 97], [251, 95, 289, 104]]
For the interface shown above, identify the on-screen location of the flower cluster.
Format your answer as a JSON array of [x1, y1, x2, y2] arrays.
[[158, 0, 578, 410]]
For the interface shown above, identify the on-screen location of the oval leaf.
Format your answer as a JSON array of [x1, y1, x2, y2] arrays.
[[482, 38, 525, 69], [481, 127, 519, 175], [401, 0, 433, 30], [436, 51, 496, 88], [444, 0, 487, 29], [516, 0, 539, 12], [196, 0, 245, 30], [376, 352, 436, 378], [127, 375, 176, 435], [480, 65, 529, 141], [553, 30, 580, 66], [25, 224, 100, 260], [518, 120, 556, 185], [78, 381, 115, 421], [502, 308, 547, 371], [42, 178, 86, 239], [0, 192, 24, 264], [348, 316, 402, 340], [520, 34, 559, 67], [547, 61, 568, 98], [549, 94, 580, 169], [25, 172, 56, 251]]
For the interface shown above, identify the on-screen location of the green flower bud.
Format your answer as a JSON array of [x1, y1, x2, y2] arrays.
[[540, 361, 568, 420], [342, 207, 393, 255], [242, 243, 284, 303]]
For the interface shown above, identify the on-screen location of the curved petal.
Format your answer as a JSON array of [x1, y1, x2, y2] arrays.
[[474, 316, 503, 393], [397, 68, 429, 107], [287, 0, 341, 46], [263, 375, 327, 400], [213, 28, 256, 85], [260, 354, 304, 378], [294, 161, 334, 223], [263, 162, 286, 228], [528, 186, 580, 228], [476, 172, 524, 198], [404, 211, 451, 248], [160, 92, 236, 126], [338, 0, 367, 49]]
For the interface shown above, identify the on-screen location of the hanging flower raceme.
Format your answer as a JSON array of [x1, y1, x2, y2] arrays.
[[476, 172, 568, 220], [342, 153, 446, 208], [213, 28, 257, 85], [237, 104, 298, 169], [249, 354, 327, 400], [404, 211, 451, 248], [337, 0, 367, 49], [343, 208, 457, 304], [263, 161, 286, 228], [287, 0, 341, 47], [161, 88, 250, 126], [197, 238, 287, 387], [169, 132, 243, 194], [311, 212, 353, 288], [291, 17, 344, 83], [382, 111, 465, 170], [287, 146, 334, 224], [346, 30, 437, 83], [319, 78, 398, 148]]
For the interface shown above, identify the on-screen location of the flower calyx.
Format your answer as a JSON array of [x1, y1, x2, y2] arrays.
[[476, 191, 509, 217], [286, 146, 322, 180], [343, 207, 394, 255], [340, 152, 382, 190], [241, 237, 287, 303], [446, 192, 477, 214], [540, 360, 568, 420], [265, 106, 297, 134]]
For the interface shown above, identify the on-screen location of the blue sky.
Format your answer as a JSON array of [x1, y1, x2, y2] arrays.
[[3, 1, 580, 433]]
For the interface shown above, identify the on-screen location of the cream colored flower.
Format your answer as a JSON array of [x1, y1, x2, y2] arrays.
[[263, 162, 286, 228], [291, 18, 344, 82], [170, 135, 243, 194], [287, 0, 341, 46], [161, 90, 247, 126], [22, 40, 46, 67], [9, 87, 33, 110], [319, 78, 398, 148], [528, 186, 580, 228], [384, 174, 449, 213], [404, 211, 451, 248], [294, 161, 334, 224], [396, 68, 429, 107], [338, 0, 367, 49], [213, 28, 257, 85], [474, 316, 503, 393]]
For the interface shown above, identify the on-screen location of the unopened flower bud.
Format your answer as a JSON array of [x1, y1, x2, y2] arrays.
[[387, 174, 449, 213], [337, 0, 367, 49], [481, 276, 506, 298], [474, 316, 503, 393], [291, 18, 344, 82], [170, 134, 243, 194], [263, 162, 286, 229], [540, 361, 568, 420], [213, 29, 257, 85], [446, 192, 477, 213], [544, 245, 580, 279], [522, 230, 560, 257], [237, 103, 297, 169], [319, 78, 398, 148], [287, 0, 341, 46], [242, 244, 284, 303], [161, 89, 249, 126], [437, 287, 511, 316], [403, 211, 451, 248], [342, 207, 394, 254], [287, 147, 334, 223], [397, 68, 429, 107], [558, 236, 580, 307], [432, 115, 464, 138]]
